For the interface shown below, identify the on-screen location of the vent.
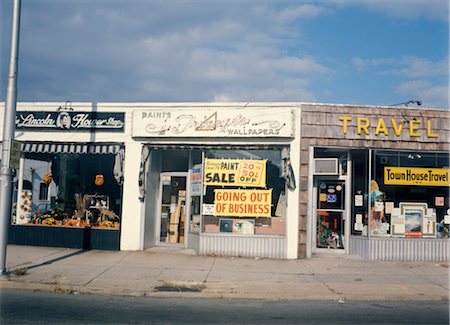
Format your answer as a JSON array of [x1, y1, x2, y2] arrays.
[[313, 158, 339, 175]]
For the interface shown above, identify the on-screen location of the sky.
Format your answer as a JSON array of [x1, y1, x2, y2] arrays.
[[1, 0, 449, 109]]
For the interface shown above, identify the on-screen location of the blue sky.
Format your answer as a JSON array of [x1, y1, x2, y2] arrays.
[[1, 0, 448, 108]]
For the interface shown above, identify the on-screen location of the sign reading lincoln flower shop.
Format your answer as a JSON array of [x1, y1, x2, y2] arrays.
[[15, 111, 125, 132]]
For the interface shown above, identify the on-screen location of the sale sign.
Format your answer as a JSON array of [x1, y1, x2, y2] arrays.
[[204, 158, 266, 187], [214, 189, 272, 217]]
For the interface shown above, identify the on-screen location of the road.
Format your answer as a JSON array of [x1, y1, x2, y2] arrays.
[[0, 289, 448, 324]]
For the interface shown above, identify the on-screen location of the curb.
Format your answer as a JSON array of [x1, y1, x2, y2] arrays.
[[1, 279, 447, 302]]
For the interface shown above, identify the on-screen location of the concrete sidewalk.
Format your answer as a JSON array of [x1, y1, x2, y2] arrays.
[[1, 245, 448, 301]]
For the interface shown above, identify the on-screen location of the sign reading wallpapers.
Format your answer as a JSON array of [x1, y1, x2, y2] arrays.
[[15, 111, 125, 132], [132, 108, 294, 138], [214, 189, 272, 217], [204, 158, 266, 187], [384, 167, 450, 187]]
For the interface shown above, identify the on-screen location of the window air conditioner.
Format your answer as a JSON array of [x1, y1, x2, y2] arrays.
[[313, 158, 339, 175]]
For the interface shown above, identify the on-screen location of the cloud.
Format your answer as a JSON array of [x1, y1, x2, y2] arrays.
[[352, 56, 448, 78], [5, 1, 331, 102], [329, 0, 449, 21], [396, 79, 448, 108]]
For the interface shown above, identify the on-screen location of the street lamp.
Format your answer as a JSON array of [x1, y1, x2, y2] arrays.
[[0, 0, 21, 275]]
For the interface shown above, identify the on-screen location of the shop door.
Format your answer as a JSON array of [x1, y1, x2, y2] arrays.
[[158, 173, 188, 245], [315, 179, 345, 250]]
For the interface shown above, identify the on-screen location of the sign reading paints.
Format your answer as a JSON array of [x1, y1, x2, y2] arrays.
[[132, 108, 294, 138], [384, 167, 450, 186], [204, 158, 266, 187], [214, 189, 272, 217]]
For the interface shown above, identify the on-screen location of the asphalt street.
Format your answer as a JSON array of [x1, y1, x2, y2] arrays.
[[1, 289, 449, 325]]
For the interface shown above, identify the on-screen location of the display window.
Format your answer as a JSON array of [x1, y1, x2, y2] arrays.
[[370, 151, 449, 239], [13, 145, 124, 231], [200, 148, 287, 236]]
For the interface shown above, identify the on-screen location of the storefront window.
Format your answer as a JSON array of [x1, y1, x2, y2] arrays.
[[13, 151, 123, 230], [351, 150, 369, 236], [370, 150, 449, 238], [201, 148, 286, 236]]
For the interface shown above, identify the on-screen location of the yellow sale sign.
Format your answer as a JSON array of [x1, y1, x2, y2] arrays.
[[384, 167, 450, 186], [214, 189, 272, 217], [204, 158, 266, 187]]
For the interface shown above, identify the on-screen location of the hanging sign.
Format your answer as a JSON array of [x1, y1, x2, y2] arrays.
[[204, 158, 266, 187], [190, 164, 203, 196], [214, 189, 272, 217], [15, 111, 125, 132], [9, 140, 21, 169], [384, 167, 450, 187]]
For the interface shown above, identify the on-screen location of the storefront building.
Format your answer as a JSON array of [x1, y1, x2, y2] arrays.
[[300, 104, 450, 261], [0, 102, 301, 259], [1, 102, 129, 250], [1, 102, 448, 261], [132, 103, 301, 259]]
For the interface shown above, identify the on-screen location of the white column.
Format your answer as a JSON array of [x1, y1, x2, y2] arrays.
[[120, 141, 144, 250], [286, 108, 301, 259]]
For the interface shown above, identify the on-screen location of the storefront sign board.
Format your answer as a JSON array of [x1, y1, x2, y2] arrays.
[[204, 158, 266, 187], [132, 108, 294, 138], [384, 167, 450, 187], [15, 111, 125, 132], [214, 189, 272, 217], [338, 116, 439, 138]]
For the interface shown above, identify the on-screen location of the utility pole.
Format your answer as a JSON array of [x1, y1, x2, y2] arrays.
[[0, 0, 21, 275]]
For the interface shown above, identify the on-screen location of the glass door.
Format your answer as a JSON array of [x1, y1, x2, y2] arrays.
[[159, 173, 187, 244], [316, 179, 345, 249]]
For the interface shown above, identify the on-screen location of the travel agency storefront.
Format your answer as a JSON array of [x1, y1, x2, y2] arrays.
[[300, 103, 450, 261], [132, 103, 301, 259], [1, 102, 129, 250]]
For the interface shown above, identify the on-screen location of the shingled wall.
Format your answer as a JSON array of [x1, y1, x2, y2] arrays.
[[297, 104, 450, 258]]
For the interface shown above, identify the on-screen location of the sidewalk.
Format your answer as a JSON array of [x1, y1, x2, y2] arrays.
[[1, 245, 448, 301]]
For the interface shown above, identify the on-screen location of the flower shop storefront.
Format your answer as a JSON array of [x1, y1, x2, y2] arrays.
[[7, 106, 126, 250]]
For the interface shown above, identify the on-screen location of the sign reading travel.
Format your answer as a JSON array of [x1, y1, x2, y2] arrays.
[[338, 116, 439, 138], [132, 108, 294, 138], [204, 158, 266, 187], [384, 167, 450, 187], [15, 111, 125, 132], [214, 189, 272, 217]]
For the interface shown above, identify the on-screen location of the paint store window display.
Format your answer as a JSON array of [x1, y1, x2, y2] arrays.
[[201, 148, 287, 236], [13, 152, 123, 231], [370, 151, 450, 239]]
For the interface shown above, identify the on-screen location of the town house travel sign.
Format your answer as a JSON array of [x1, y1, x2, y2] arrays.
[[15, 111, 125, 132]]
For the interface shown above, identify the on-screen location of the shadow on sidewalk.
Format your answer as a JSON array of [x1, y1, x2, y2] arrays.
[[8, 249, 90, 275]]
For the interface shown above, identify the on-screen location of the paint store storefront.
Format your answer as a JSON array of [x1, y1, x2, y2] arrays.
[[300, 104, 450, 261], [133, 104, 301, 259]]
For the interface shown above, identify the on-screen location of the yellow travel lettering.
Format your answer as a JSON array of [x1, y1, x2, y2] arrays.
[[426, 120, 438, 138], [338, 116, 352, 135], [390, 118, 403, 136], [357, 117, 370, 135], [409, 119, 420, 137], [375, 118, 388, 136]]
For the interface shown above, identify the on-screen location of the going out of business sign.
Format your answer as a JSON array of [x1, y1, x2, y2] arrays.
[[384, 167, 450, 187]]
